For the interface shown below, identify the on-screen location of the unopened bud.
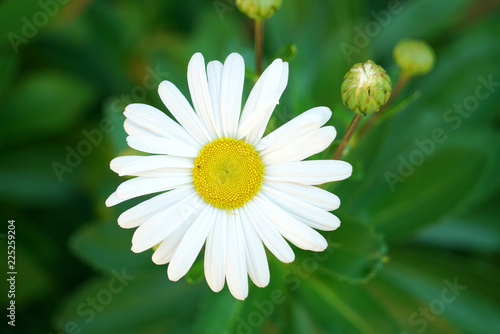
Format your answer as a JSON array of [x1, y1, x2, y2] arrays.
[[341, 60, 392, 115], [394, 39, 435, 77], [236, 0, 282, 20]]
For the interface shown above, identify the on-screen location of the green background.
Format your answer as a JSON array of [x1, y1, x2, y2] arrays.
[[1, 0, 499, 333]]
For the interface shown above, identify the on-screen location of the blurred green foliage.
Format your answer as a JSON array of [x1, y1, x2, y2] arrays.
[[1, 0, 499, 333]]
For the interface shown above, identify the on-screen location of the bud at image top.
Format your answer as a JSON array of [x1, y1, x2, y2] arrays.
[[394, 39, 435, 77], [236, 0, 282, 20], [341, 60, 392, 115]]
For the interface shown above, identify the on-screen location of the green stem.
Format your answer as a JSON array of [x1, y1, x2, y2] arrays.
[[332, 114, 363, 160]]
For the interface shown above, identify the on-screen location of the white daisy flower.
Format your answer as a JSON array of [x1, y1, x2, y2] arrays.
[[106, 52, 352, 300]]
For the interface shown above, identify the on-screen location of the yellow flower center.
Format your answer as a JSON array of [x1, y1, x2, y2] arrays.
[[192, 137, 264, 210]]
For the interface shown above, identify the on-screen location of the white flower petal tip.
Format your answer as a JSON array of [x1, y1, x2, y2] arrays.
[[312, 236, 328, 252], [157, 80, 211, 145], [106, 52, 352, 301], [225, 214, 249, 300], [130, 244, 144, 254], [266, 160, 353, 185], [237, 58, 289, 144], [226, 52, 245, 63], [232, 289, 248, 301], [219, 53, 245, 138], [256, 106, 334, 156], [105, 192, 121, 207], [314, 106, 333, 120], [333, 160, 354, 180]]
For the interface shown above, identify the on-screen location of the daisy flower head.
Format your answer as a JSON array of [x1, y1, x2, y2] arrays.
[[106, 52, 352, 300]]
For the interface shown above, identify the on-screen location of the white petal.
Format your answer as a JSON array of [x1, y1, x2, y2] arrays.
[[188, 53, 217, 138], [238, 59, 289, 144], [105, 192, 121, 207], [115, 175, 192, 203], [205, 210, 227, 292], [241, 211, 270, 288], [255, 195, 327, 251], [220, 53, 245, 138], [168, 204, 216, 281], [256, 106, 332, 153], [276, 61, 289, 98], [226, 212, 248, 300], [261, 185, 340, 231], [152, 212, 198, 265], [265, 160, 353, 185], [158, 80, 211, 145], [124, 103, 200, 148], [126, 135, 199, 157], [244, 200, 295, 263], [264, 181, 340, 211], [131, 194, 202, 253], [261, 126, 336, 165], [126, 169, 191, 178], [117, 186, 195, 228], [110, 155, 193, 177], [207, 60, 223, 137], [123, 118, 156, 137]]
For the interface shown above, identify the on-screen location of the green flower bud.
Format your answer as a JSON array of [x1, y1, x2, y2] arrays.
[[236, 0, 282, 20], [394, 39, 435, 77], [341, 60, 392, 116]]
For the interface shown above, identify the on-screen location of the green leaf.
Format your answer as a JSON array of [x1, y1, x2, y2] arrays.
[[372, 149, 487, 236], [288, 300, 326, 334], [54, 270, 204, 334], [70, 221, 153, 274], [379, 90, 421, 122], [272, 42, 298, 63], [334, 126, 499, 240], [295, 219, 387, 284], [372, 0, 470, 56], [0, 144, 79, 204], [0, 54, 19, 97], [297, 275, 401, 334], [193, 258, 289, 334], [368, 246, 500, 334], [370, 131, 496, 239], [0, 0, 64, 50], [291, 244, 500, 334], [413, 190, 500, 253], [235, 274, 290, 334], [194, 289, 244, 334], [9, 245, 52, 305], [0, 71, 96, 146]]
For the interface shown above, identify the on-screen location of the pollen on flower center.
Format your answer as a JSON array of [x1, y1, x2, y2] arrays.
[[192, 137, 264, 210]]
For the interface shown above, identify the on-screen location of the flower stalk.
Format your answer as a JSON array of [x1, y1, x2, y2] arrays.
[[333, 114, 363, 159]]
